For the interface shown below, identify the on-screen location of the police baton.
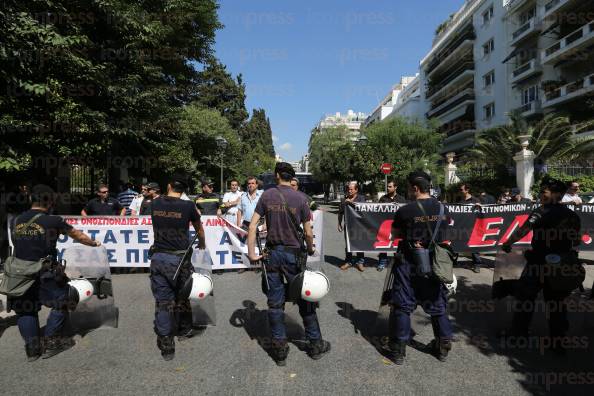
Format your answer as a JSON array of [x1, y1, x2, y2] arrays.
[[255, 227, 270, 291], [173, 231, 201, 282]]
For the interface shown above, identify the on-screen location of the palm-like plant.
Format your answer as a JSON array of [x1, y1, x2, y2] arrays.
[[467, 113, 594, 167]]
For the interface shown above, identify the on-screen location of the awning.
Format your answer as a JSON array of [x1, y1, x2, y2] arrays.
[[502, 47, 520, 63]]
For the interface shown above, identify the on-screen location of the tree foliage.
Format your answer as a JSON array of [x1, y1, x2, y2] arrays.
[[193, 59, 249, 130], [309, 118, 442, 192], [467, 113, 594, 168], [0, 0, 221, 171]]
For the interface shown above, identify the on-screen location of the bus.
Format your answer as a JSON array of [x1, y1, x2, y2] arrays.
[[258, 172, 324, 196]]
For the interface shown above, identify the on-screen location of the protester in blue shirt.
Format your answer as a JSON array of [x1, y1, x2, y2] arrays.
[[237, 176, 262, 228], [117, 182, 137, 215]]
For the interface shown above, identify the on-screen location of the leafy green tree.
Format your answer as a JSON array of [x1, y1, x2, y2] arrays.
[[0, 0, 221, 173], [242, 108, 275, 157], [194, 59, 249, 130], [363, 117, 442, 187], [309, 126, 356, 189]]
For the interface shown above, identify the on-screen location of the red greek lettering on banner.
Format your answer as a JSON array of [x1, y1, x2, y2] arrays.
[[373, 220, 401, 248], [468, 217, 504, 248], [499, 214, 532, 245]]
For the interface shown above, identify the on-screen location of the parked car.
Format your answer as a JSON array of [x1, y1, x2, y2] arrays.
[[580, 192, 594, 203]]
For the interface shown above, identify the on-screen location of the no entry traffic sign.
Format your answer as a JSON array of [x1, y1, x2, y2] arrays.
[[380, 163, 393, 175]]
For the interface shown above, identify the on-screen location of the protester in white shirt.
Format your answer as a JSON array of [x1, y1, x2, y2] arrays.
[[222, 179, 242, 223], [561, 181, 583, 205], [129, 184, 147, 215]]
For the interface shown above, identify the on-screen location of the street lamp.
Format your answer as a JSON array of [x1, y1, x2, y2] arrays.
[[215, 136, 228, 195], [357, 132, 368, 146]]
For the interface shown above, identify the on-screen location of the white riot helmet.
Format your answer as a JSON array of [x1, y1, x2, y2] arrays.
[[68, 278, 95, 305], [445, 274, 458, 296], [188, 272, 213, 301], [290, 270, 330, 303]]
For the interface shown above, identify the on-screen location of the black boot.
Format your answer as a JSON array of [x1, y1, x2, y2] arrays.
[[429, 338, 451, 362], [42, 336, 75, 359], [157, 335, 175, 361], [271, 339, 290, 366], [306, 339, 331, 360], [387, 340, 406, 365], [25, 340, 42, 363]]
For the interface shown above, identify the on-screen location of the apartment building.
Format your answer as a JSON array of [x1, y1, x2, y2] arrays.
[[386, 74, 426, 121], [419, 0, 509, 154], [540, 0, 594, 125], [364, 76, 420, 126]]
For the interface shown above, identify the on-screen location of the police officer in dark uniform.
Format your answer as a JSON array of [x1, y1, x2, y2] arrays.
[[195, 178, 222, 216], [150, 176, 205, 360], [81, 184, 125, 216], [247, 162, 330, 366], [139, 182, 160, 216], [502, 178, 581, 354], [387, 171, 454, 365], [377, 180, 407, 271], [8, 185, 101, 361]]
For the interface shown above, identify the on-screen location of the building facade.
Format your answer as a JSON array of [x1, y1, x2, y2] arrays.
[[363, 0, 594, 156]]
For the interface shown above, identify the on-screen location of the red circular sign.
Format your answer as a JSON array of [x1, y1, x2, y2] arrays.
[[380, 163, 394, 175]]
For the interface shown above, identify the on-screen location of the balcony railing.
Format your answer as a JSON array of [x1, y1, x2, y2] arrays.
[[543, 21, 594, 63], [545, 0, 561, 12], [426, 63, 474, 98], [516, 100, 542, 116], [427, 88, 474, 118], [511, 58, 541, 83], [511, 18, 541, 45], [544, 73, 594, 106]]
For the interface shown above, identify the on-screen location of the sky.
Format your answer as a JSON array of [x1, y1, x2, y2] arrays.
[[214, 0, 465, 162]]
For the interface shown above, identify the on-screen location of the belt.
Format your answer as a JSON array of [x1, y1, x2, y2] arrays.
[[153, 248, 187, 256], [267, 245, 302, 255]]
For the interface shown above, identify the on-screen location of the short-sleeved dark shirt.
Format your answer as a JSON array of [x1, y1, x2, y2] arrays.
[[13, 209, 73, 261], [139, 198, 155, 216], [392, 197, 450, 249], [526, 204, 581, 256], [84, 197, 122, 215], [379, 193, 407, 203], [151, 196, 200, 251], [254, 185, 311, 249], [195, 193, 221, 216]]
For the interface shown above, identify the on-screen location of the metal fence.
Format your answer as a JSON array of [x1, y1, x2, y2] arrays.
[[545, 165, 594, 177]]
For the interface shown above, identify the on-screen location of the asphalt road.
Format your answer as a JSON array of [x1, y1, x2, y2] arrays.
[[1, 205, 594, 396]]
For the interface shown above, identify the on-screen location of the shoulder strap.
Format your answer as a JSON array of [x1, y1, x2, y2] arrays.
[[415, 200, 444, 246], [275, 187, 304, 242]]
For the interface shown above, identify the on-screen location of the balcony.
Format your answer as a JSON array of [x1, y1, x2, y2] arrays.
[[426, 68, 474, 100], [516, 100, 543, 117], [511, 58, 542, 84], [544, 0, 580, 19], [543, 73, 594, 107], [426, 40, 474, 79], [510, 18, 542, 46], [441, 129, 477, 154], [542, 21, 594, 65], [427, 88, 475, 119]]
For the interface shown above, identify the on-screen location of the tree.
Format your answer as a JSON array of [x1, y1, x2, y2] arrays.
[[0, 0, 221, 173], [242, 108, 275, 157], [194, 59, 249, 130], [467, 113, 594, 168], [309, 127, 359, 192], [159, 105, 241, 190], [363, 117, 443, 187]]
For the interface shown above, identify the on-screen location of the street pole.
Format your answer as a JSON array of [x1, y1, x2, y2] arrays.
[[385, 174, 388, 194], [220, 152, 224, 196]]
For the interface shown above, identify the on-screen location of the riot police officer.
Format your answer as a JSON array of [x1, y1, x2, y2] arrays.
[[7, 185, 100, 361], [387, 171, 453, 365], [502, 178, 581, 354], [150, 176, 205, 360], [247, 162, 330, 366]]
